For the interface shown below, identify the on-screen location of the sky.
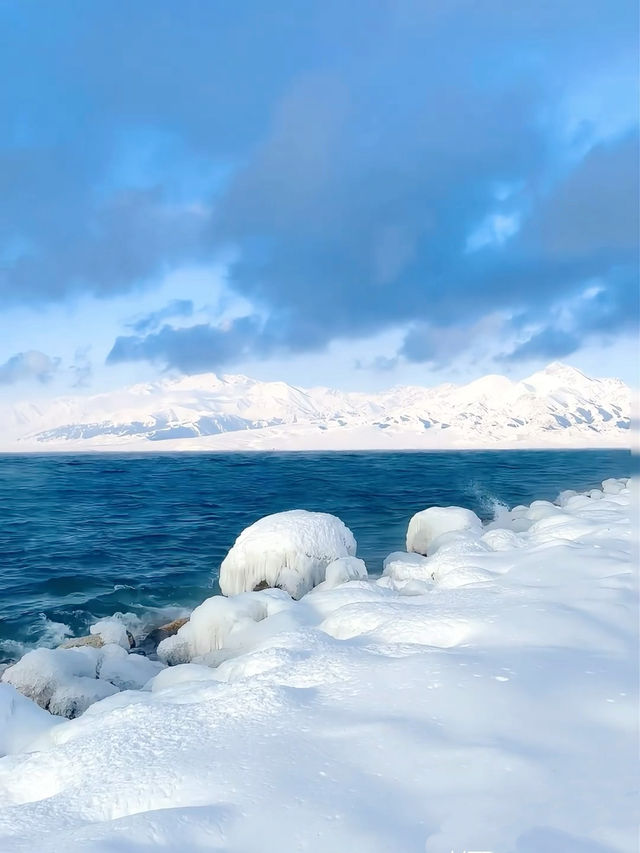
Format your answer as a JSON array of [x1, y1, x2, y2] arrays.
[[0, 0, 638, 404]]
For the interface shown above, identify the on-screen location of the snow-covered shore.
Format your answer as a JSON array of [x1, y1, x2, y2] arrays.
[[0, 477, 636, 852]]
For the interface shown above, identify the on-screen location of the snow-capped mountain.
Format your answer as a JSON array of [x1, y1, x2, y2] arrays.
[[1, 362, 632, 451]]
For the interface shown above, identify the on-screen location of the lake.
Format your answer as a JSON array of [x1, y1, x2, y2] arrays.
[[0, 449, 633, 662]]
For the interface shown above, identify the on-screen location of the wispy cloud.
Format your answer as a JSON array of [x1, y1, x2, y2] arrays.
[[0, 351, 60, 384], [126, 299, 195, 334]]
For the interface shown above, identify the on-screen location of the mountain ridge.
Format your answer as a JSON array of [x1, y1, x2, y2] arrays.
[[1, 362, 632, 451]]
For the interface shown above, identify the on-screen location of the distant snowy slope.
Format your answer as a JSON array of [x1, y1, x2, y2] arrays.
[[0, 362, 632, 450]]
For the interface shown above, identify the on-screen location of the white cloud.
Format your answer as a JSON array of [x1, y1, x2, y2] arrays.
[[0, 350, 60, 385]]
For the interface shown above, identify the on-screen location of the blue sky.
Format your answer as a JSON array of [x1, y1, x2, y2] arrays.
[[0, 0, 638, 401]]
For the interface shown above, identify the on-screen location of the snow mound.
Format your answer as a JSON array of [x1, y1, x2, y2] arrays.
[[406, 505, 482, 555], [602, 477, 626, 494], [48, 677, 119, 718], [97, 645, 164, 691], [157, 589, 293, 665], [150, 663, 220, 693], [382, 551, 432, 584], [1, 647, 100, 711], [0, 684, 62, 756], [322, 556, 368, 589], [219, 510, 357, 599], [480, 527, 524, 551], [1, 646, 118, 718], [1, 642, 164, 718]]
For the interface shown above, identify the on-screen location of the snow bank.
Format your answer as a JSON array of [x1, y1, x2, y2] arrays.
[[0, 477, 635, 853], [219, 509, 357, 598], [0, 684, 62, 756], [406, 505, 482, 555]]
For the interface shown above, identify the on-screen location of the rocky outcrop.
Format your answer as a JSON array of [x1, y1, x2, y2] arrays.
[[60, 630, 135, 650], [60, 635, 104, 650], [138, 617, 189, 655]]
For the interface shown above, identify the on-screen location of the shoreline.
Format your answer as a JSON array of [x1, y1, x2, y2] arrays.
[[0, 440, 635, 455], [1, 474, 635, 852]]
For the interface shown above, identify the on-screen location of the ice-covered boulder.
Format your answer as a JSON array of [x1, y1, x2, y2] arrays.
[[406, 506, 482, 556], [324, 556, 368, 589], [48, 677, 119, 718], [1, 640, 165, 718], [90, 619, 135, 649], [97, 645, 164, 691], [0, 683, 63, 756], [1, 646, 121, 718], [157, 590, 292, 666], [139, 617, 189, 655], [219, 510, 357, 599], [382, 551, 432, 584], [480, 527, 524, 551], [1, 647, 100, 711], [602, 477, 625, 495], [525, 500, 560, 522], [556, 489, 578, 507]]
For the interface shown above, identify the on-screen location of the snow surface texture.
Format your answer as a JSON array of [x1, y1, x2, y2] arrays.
[[219, 510, 357, 599], [0, 478, 636, 853], [1, 361, 632, 451]]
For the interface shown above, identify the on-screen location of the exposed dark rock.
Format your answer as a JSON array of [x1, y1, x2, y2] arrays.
[[139, 617, 189, 655], [60, 630, 135, 650], [60, 635, 104, 649]]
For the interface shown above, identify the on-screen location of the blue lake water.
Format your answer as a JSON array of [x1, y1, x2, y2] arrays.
[[0, 450, 633, 662]]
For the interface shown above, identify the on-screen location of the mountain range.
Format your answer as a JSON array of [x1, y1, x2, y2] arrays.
[[1, 362, 632, 451]]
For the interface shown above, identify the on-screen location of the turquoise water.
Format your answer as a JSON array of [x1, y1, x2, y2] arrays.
[[0, 450, 633, 662]]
